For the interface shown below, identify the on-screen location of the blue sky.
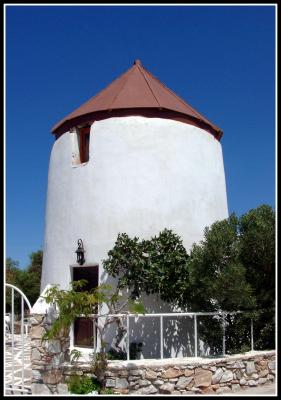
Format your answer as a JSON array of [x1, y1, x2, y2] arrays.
[[6, 5, 276, 269]]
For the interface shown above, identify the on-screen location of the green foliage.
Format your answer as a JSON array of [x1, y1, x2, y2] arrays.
[[107, 348, 126, 360], [103, 229, 190, 305], [239, 205, 275, 350], [90, 350, 109, 384], [43, 281, 145, 385], [100, 387, 115, 394], [70, 349, 82, 364], [103, 205, 275, 352], [67, 375, 101, 394], [5, 250, 43, 313]]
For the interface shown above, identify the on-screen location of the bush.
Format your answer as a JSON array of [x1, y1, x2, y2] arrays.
[[67, 375, 101, 394], [107, 348, 126, 360]]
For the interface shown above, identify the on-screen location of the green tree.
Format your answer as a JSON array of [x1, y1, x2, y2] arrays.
[[103, 229, 190, 306], [102, 205, 275, 352], [187, 214, 255, 312], [239, 205, 275, 350], [5, 250, 43, 312]]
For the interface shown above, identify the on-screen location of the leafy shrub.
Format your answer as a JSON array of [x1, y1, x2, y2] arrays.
[[67, 375, 101, 394], [100, 388, 115, 394], [107, 348, 126, 360]]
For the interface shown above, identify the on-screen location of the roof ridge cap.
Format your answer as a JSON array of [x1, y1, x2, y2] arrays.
[[143, 66, 214, 125], [137, 63, 161, 107], [107, 64, 136, 110]]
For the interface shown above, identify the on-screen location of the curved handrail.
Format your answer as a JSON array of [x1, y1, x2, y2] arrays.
[[5, 283, 32, 311]]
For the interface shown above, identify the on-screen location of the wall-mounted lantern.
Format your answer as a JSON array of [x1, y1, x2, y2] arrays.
[[75, 239, 85, 265]]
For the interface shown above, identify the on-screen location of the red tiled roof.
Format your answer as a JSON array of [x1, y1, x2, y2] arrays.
[[52, 59, 223, 139]]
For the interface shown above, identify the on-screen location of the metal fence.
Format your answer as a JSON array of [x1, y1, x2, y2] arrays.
[[83, 311, 255, 361]]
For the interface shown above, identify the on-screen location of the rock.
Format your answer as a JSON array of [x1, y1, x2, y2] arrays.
[[220, 370, 233, 383], [42, 370, 62, 385], [57, 383, 68, 394], [128, 375, 139, 381], [31, 348, 41, 361], [231, 384, 241, 392], [154, 379, 164, 386], [114, 388, 129, 394], [246, 361, 256, 375], [138, 379, 150, 387], [211, 368, 224, 384], [232, 361, 244, 369], [30, 326, 46, 339], [211, 384, 220, 390], [184, 369, 194, 377], [105, 379, 115, 387], [43, 340, 61, 354], [268, 361, 275, 370], [115, 378, 128, 389], [119, 370, 129, 377], [61, 340, 70, 352], [194, 368, 212, 387], [52, 353, 65, 368], [210, 366, 217, 372], [162, 367, 183, 379], [258, 360, 268, 369], [129, 369, 144, 377], [251, 373, 259, 379], [268, 374, 274, 380], [32, 360, 48, 366], [31, 383, 51, 395], [31, 339, 43, 348], [258, 378, 267, 385], [216, 387, 232, 394], [145, 369, 158, 380], [240, 378, 248, 386], [104, 371, 116, 378], [175, 376, 193, 389], [138, 385, 158, 394], [234, 369, 243, 380], [32, 370, 42, 382], [159, 383, 175, 394], [201, 387, 215, 394], [169, 378, 178, 382], [248, 380, 258, 386]]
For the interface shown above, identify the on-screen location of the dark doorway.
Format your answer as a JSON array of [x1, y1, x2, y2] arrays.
[[73, 265, 98, 347], [73, 266, 99, 291]]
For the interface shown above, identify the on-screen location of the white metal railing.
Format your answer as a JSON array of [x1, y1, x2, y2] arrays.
[[80, 311, 254, 360], [5, 283, 32, 395]]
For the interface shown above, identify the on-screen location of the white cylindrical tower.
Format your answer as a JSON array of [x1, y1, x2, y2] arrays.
[[41, 60, 228, 354], [41, 59, 228, 292]]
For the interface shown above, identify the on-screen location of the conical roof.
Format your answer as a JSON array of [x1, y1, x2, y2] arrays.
[[52, 60, 223, 139]]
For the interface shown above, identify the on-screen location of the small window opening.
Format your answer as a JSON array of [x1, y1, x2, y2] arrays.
[[79, 126, 90, 163], [73, 265, 99, 347]]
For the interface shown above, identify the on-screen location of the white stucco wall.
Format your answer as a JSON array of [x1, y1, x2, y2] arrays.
[[41, 115, 228, 292]]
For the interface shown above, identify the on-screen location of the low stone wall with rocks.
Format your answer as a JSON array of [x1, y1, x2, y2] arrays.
[[100, 351, 275, 395]]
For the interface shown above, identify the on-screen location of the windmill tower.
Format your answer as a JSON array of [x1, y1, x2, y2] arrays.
[[41, 60, 228, 351]]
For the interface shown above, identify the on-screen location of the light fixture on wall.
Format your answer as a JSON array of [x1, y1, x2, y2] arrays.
[[75, 239, 85, 265]]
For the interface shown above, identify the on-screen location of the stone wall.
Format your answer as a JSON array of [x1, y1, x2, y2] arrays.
[[30, 312, 70, 395], [100, 351, 275, 395]]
